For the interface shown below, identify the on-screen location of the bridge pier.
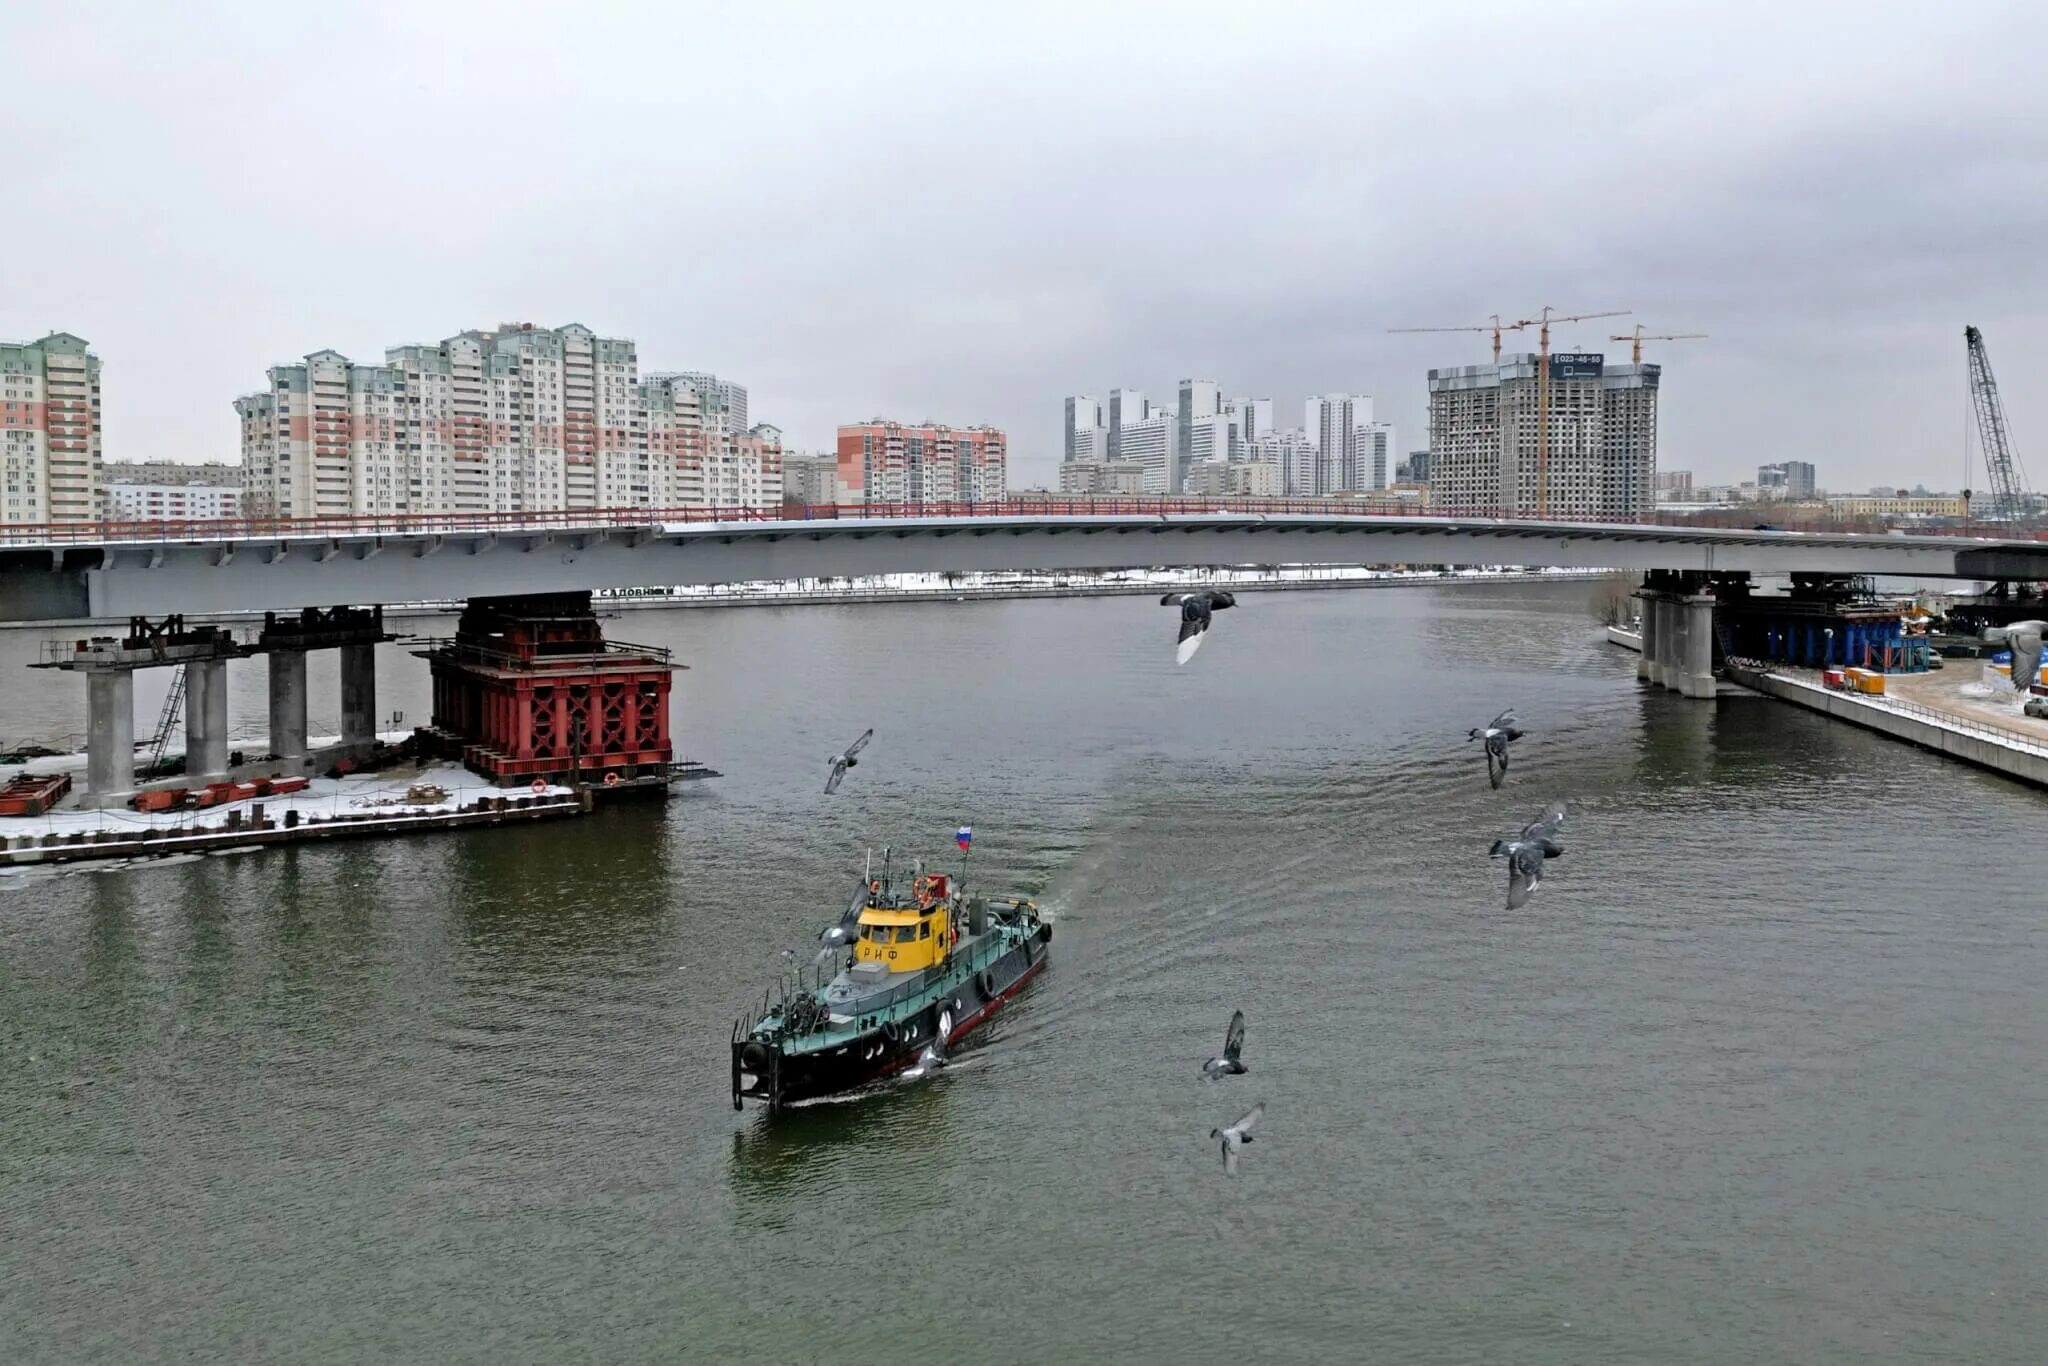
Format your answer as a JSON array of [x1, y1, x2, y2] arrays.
[[1638, 574, 1718, 699], [339, 642, 377, 756], [183, 657, 231, 781], [85, 670, 134, 801], [1636, 587, 1658, 683], [267, 649, 309, 764]]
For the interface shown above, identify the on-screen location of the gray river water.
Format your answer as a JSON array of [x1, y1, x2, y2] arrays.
[[3, 582, 2045, 1364]]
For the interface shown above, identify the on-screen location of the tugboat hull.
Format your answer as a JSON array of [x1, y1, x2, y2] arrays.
[[733, 921, 1048, 1111]]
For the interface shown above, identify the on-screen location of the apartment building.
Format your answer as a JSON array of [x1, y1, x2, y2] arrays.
[[1427, 352, 1659, 517], [104, 461, 243, 521], [781, 452, 840, 506], [1118, 411, 1178, 494], [237, 323, 774, 518], [835, 420, 1007, 504], [1058, 459, 1145, 495], [1064, 395, 1105, 462], [1, 332, 101, 526], [1758, 461, 1816, 499]]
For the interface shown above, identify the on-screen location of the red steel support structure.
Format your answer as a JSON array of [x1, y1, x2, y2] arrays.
[[418, 592, 676, 790]]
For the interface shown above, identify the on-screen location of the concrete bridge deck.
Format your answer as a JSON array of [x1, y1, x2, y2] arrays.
[[5, 501, 2046, 623]]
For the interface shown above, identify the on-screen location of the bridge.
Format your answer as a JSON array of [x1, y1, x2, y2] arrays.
[[5, 500, 2046, 623], [9, 499, 2046, 804]]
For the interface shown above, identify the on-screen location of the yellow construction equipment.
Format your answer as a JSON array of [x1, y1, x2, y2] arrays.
[[1514, 307, 1629, 516], [1610, 324, 1707, 365], [1387, 314, 1527, 363]]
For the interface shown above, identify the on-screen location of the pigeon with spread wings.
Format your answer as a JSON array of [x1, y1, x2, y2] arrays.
[[1488, 800, 1568, 909], [824, 728, 874, 795], [1161, 590, 1237, 665]]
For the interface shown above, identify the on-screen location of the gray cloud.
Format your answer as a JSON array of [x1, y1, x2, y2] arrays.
[[4, 0, 2042, 494]]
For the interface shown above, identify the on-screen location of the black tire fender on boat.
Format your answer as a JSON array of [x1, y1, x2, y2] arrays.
[[977, 969, 998, 1001]]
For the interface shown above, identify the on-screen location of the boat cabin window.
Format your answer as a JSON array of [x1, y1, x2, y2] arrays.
[[894, 926, 918, 944], [918, 921, 932, 940]]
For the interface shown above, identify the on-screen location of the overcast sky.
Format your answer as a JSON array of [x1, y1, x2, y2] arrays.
[[5, 1, 2044, 493]]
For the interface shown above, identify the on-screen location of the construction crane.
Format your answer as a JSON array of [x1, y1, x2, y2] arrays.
[[1388, 314, 1528, 362], [1516, 307, 1630, 515], [1965, 325, 2030, 522], [1610, 325, 1707, 365]]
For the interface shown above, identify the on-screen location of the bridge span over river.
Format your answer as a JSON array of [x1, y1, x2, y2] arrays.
[[9, 500, 2048, 804], [5, 500, 2046, 624]]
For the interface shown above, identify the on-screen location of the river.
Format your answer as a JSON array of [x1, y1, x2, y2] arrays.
[[3, 581, 2045, 1364]]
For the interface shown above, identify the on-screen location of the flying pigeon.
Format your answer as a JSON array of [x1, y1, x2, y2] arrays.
[[1161, 590, 1237, 665], [1468, 708, 1525, 789], [1985, 621, 2048, 697], [1488, 800, 1568, 909], [1211, 1102, 1264, 1176], [824, 728, 874, 794], [903, 1006, 953, 1081], [1202, 1009, 1248, 1079]]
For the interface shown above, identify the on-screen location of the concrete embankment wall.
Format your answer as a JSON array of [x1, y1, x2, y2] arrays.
[[1725, 666, 2048, 790]]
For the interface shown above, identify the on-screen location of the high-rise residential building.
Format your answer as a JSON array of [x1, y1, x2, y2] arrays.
[[237, 323, 775, 518], [676, 372, 748, 438], [1119, 411, 1178, 494], [1427, 351, 1659, 517], [781, 452, 840, 506], [1397, 450, 1432, 485], [1226, 397, 1273, 456], [1107, 388, 1148, 461], [1, 332, 101, 526], [103, 462, 243, 522], [1757, 461, 1816, 499], [1656, 469, 1692, 493], [1177, 380, 1219, 490], [1253, 429, 1320, 498], [836, 420, 1007, 504], [1355, 421, 1394, 491], [1306, 394, 1374, 493], [1186, 411, 1232, 471], [1064, 395, 1105, 463]]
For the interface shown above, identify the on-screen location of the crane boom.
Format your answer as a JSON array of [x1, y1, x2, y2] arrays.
[[1966, 325, 2029, 521]]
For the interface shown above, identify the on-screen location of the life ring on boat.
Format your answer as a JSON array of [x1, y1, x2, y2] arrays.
[[912, 874, 935, 908], [602, 772, 620, 788], [976, 970, 997, 1000], [529, 779, 547, 794]]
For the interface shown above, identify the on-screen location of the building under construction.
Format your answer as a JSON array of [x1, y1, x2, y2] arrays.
[[1427, 351, 1660, 519]]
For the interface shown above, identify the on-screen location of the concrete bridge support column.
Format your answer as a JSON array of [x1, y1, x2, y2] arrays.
[[85, 671, 135, 800], [184, 657, 230, 782], [1679, 594, 1718, 699], [268, 649, 309, 763], [340, 643, 376, 751], [1661, 594, 1685, 690], [1636, 591, 1659, 683]]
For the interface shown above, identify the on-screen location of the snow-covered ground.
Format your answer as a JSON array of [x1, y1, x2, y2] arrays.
[[0, 759, 571, 845]]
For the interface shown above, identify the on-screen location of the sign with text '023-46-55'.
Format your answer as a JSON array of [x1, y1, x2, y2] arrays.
[[1548, 352, 1605, 380]]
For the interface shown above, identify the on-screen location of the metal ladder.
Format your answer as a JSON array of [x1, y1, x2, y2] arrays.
[[144, 665, 187, 774]]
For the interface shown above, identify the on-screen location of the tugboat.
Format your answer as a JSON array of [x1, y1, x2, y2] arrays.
[[731, 845, 1051, 1111]]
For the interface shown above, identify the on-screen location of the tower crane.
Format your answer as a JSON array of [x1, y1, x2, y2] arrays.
[[1610, 325, 1707, 365], [1388, 314, 1528, 363], [1515, 307, 1630, 515], [1965, 325, 2030, 522]]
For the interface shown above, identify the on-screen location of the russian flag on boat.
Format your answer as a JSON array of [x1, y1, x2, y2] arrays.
[[956, 825, 973, 850]]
